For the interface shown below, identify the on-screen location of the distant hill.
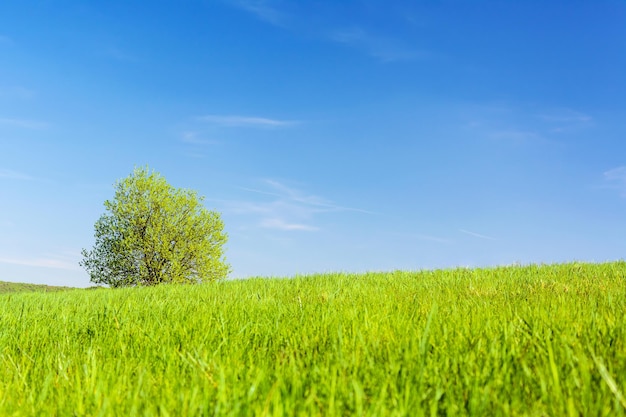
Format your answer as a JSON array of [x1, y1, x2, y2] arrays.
[[0, 280, 73, 294]]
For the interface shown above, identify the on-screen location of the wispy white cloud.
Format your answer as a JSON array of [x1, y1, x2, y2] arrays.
[[177, 129, 220, 159], [0, 35, 13, 45], [198, 114, 299, 128], [414, 234, 452, 244], [242, 179, 376, 214], [260, 218, 318, 231], [215, 198, 319, 232], [0, 117, 48, 129], [0, 86, 36, 100], [330, 27, 424, 62], [459, 229, 497, 241], [391, 232, 451, 244], [227, 0, 287, 26], [214, 179, 373, 232], [538, 109, 591, 123], [180, 131, 218, 145], [462, 102, 592, 146], [604, 166, 626, 197], [0, 168, 34, 181], [0, 256, 81, 271], [489, 129, 541, 144], [178, 114, 295, 158], [604, 166, 626, 181], [215, 199, 275, 216], [462, 102, 543, 146], [537, 109, 593, 133], [224, 1, 424, 63]]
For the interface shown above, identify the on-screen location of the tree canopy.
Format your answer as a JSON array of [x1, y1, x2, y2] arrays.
[[80, 167, 229, 287]]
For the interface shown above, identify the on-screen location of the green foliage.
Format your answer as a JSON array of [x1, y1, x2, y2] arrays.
[[1, 262, 626, 415], [80, 166, 229, 287]]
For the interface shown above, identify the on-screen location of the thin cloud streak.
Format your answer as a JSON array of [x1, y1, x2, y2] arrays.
[[459, 229, 497, 241], [604, 166, 626, 181], [414, 234, 452, 244], [537, 109, 592, 124], [489, 129, 541, 144], [198, 115, 299, 128], [538, 109, 593, 133], [264, 179, 375, 214], [604, 166, 626, 197], [225, 2, 424, 63], [260, 218, 318, 231], [0, 35, 13, 45], [0, 220, 16, 228], [211, 199, 273, 215], [0, 86, 35, 100], [216, 179, 374, 233], [0, 117, 48, 129], [180, 131, 218, 145], [391, 232, 452, 244], [0, 168, 34, 181], [216, 198, 319, 232], [464, 102, 593, 145], [0, 257, 81, 271], [330, 27, 425, 62], [227, 0, 288, 26], [242, 180, 376, 214]]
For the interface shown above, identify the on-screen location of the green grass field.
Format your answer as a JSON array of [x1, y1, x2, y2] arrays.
[[1, 262, 625, 416], [0, 280, 72, 294]]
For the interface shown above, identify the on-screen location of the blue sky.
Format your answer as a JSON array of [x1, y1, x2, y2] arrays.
[[1, 0, 625, 287]]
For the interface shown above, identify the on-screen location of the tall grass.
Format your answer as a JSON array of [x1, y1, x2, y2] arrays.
[[1, 262, 625, 416]]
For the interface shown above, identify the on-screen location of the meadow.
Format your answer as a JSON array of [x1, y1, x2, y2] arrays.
[[0, 281, 71, 293], [0, 262, 625, 416]]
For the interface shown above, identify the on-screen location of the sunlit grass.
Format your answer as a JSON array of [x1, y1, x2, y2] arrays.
[[1, 262, 625, 415]]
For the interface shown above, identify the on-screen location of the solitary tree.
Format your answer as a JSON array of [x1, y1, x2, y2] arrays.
[[80, 167, 229, 287]]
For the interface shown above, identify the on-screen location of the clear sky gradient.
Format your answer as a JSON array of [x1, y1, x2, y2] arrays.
[[1, 0, 625, 287]]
